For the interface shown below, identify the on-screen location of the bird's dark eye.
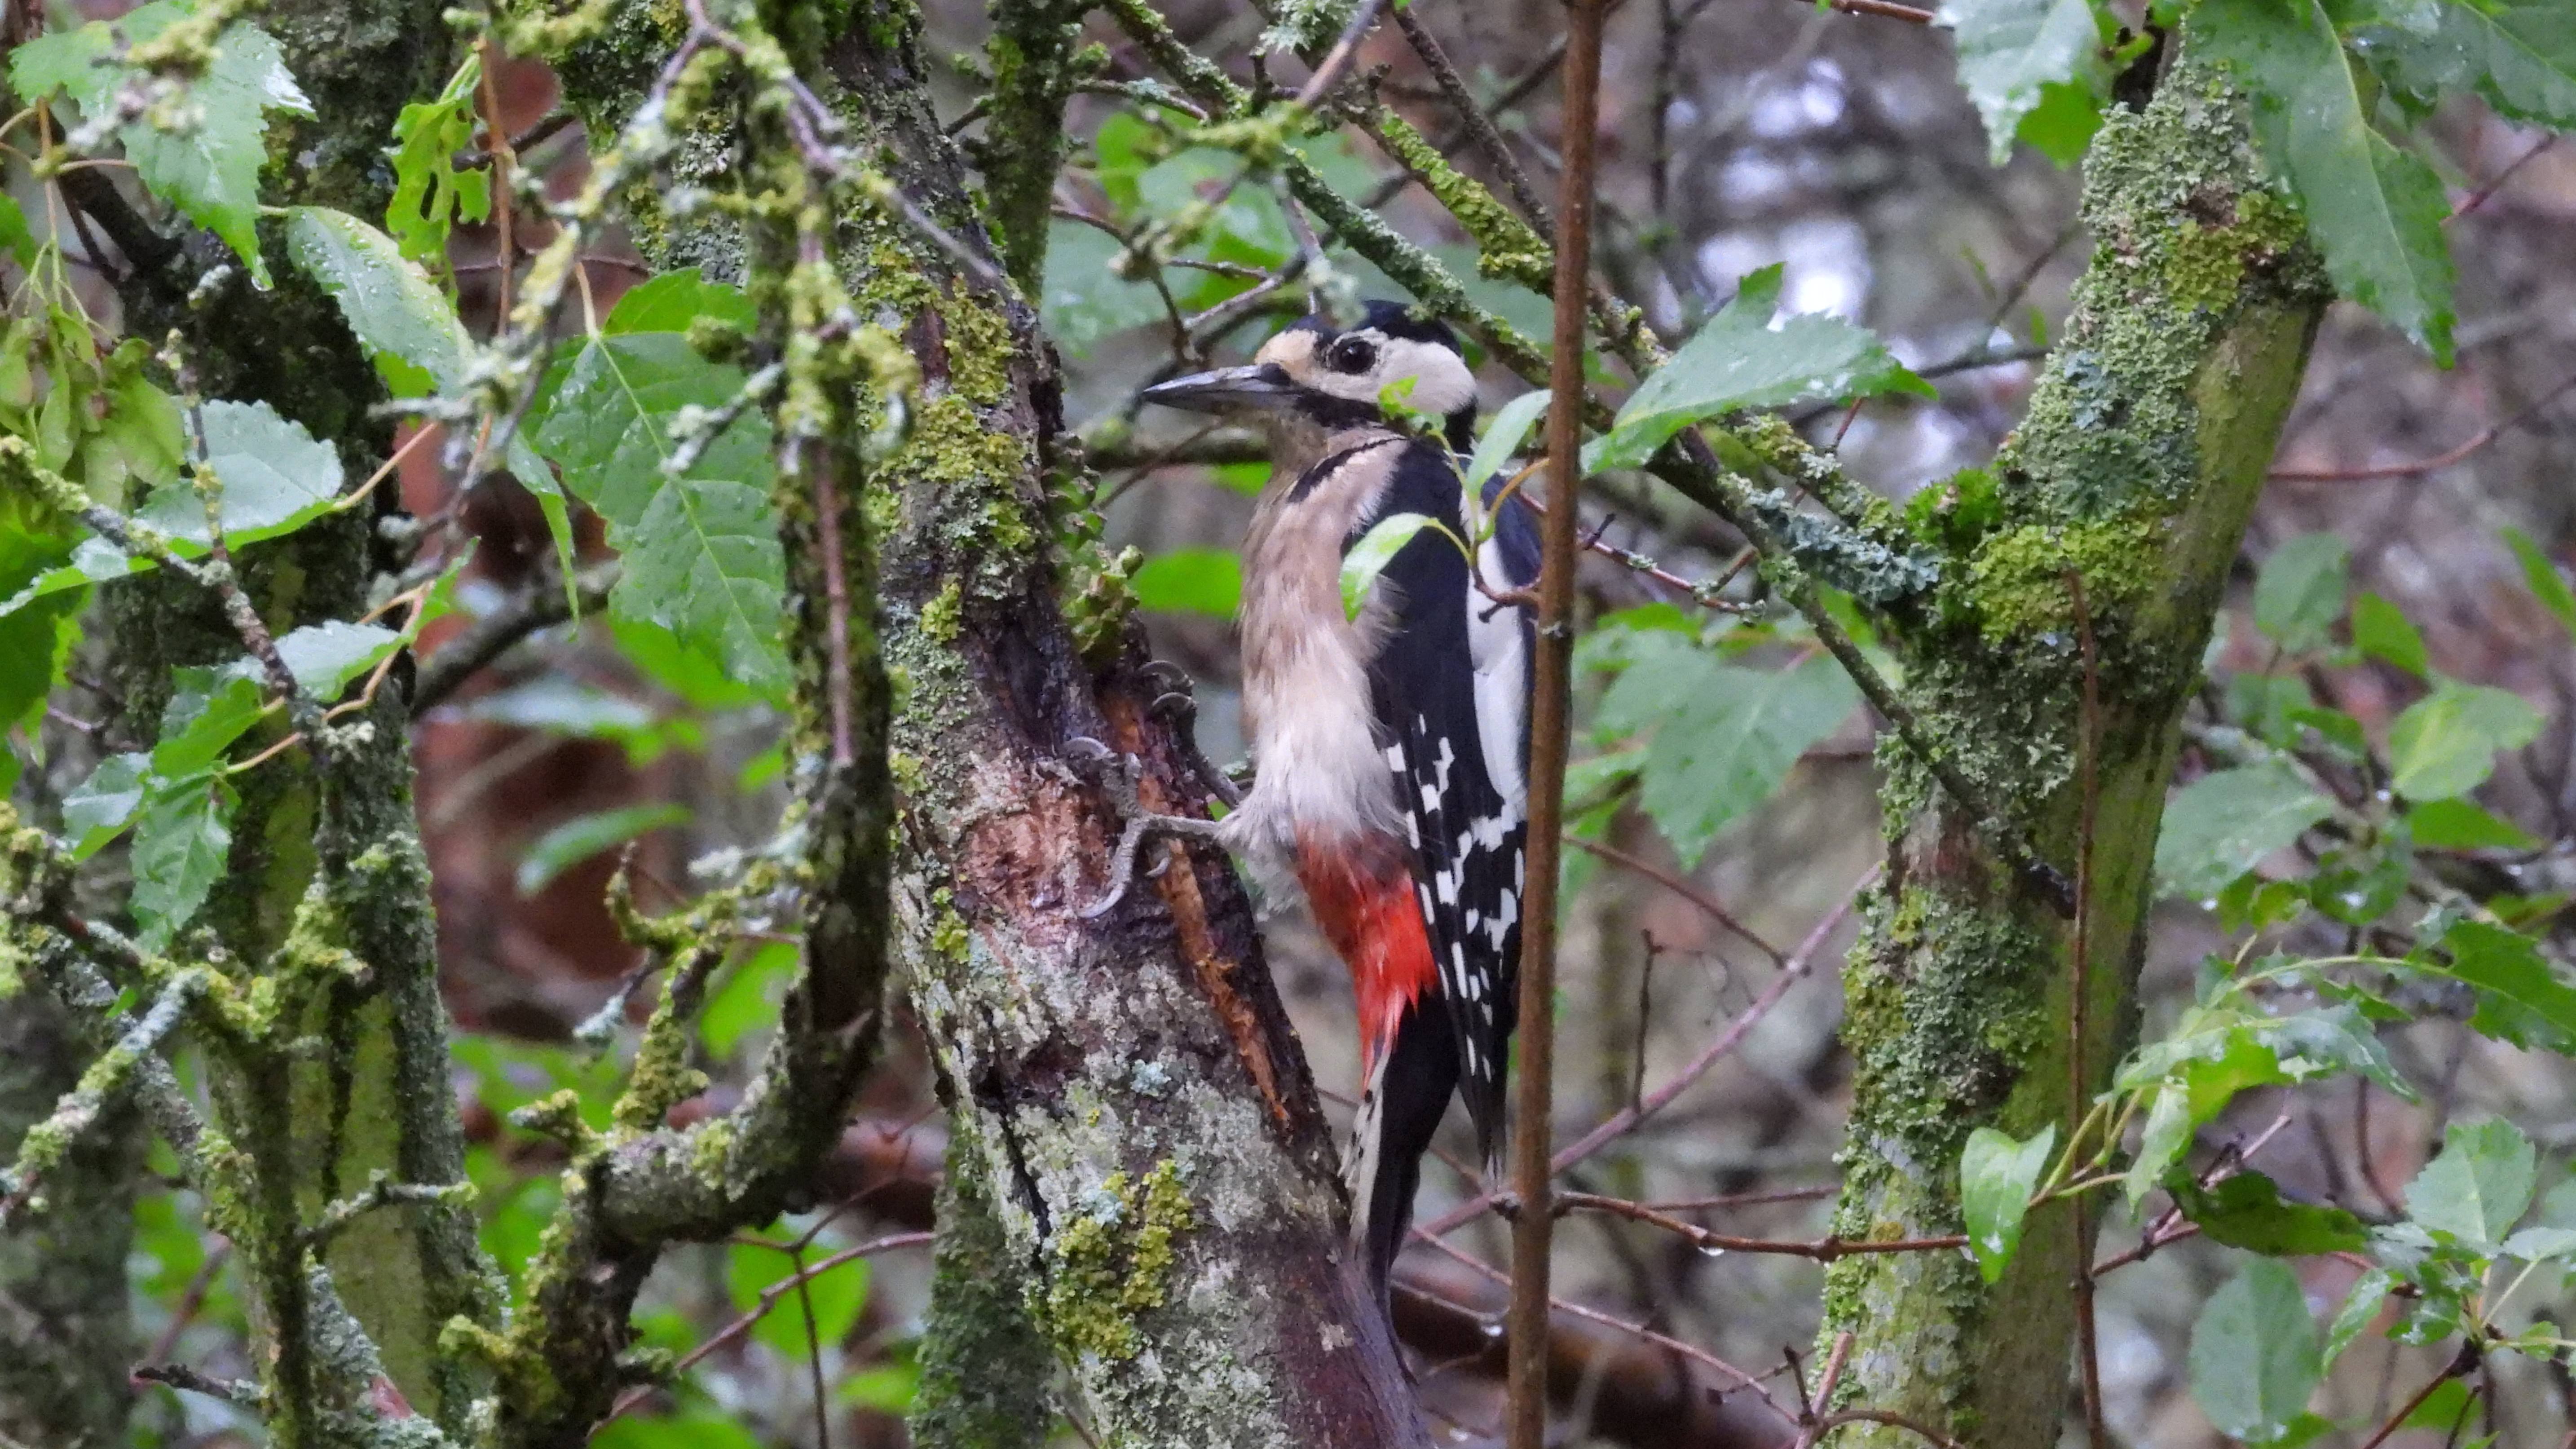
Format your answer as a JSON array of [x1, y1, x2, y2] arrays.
[[1326, 336, 1378, 374]]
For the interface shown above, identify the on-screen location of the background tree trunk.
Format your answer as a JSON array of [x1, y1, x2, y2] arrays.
[[1816, 53, 2333, 1446]]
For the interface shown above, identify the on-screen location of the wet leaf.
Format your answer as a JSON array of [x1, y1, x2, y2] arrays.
[[516, 803, 692, 897], [2190, 1257, 2324, 1445], [2154, 760, 2333, 898], [1594, 639, 1859, 866], [2387, 680, 2543, 800], [2404, 1117, 2536, 1254], [130, 774, 238, 950], [1940, 0, 2112, 165], [2252, 531, 2350, 653], [1961, 1123, 2055, 1283]]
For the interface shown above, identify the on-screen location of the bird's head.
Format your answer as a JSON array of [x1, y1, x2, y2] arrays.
[[1141, 301, 1478, 454]]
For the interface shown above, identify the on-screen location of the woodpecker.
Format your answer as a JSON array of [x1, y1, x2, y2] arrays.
[[1137, 302, 1539, 1300]]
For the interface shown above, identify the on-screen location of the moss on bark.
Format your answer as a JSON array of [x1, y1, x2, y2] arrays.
[[1815, 57, 2332, 1448]]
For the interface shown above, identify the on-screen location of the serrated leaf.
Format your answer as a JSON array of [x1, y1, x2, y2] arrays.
[[604, 269, 758, 336], [152, 668, 267, 780], [2502, 526, 2576, 643], [2500, 1225, 2576, 1261], [9, 3, 313, 287], [1131, 547, 1242, 618], [2350, 591, 2427, 677], [517, 802, 691, 897], [271, 619, 401, 701], [284, 207, 472, 395], [2406, 798, 2540, 852], [2154, 760, 2333, 898], [2169, 1170, 2368, 1255], [1596, 640, 1860, 866], [1585, 266, 1933, 473], [1940, 0, 2111, 165], [130, 775, 238, 950], [2190, 1257, 2324, 1445], [384, 54, 491, 275], [528, 333, 786, 692], [2405, 1118, 2535, 1254], [2387, 680, 2543, 800], [2252, 532, 2350, 653], [1960, 1123, 2055, 1283], [2362, 0, 2576, 132], [2422, 919, 2576, 1054], [62, 752, 151, 860], [2322, 1266, 2395, 1368], [1465, 389, 1551, 493], [2192, 0, 2456, 361]]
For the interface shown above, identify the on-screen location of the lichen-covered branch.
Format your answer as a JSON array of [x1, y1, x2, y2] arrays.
[[1812, 54, 2330, 1448]]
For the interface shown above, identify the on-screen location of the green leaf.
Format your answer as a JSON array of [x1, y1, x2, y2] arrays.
[[2362, 0, 2576, 132], [1595, 640, 1860, 866], [2190, 1257, 2324, 1445], [1339, 512, 1442, 620], [384, 54, 491, 274], [726, 1238, 869, 1359], [9, 3, 314, 287], [283, 207, 471, 395], [2252, 532, 2350, 653], [1960, 1123, 2055, 1283], [2405, 1118, 2536, 1254], [607, 616, 776, 711], [1584, 266, 1932, 473], [2322, 1266, 2395, 1368], [130, 775, 238, 950], [2406, 798, 2540, 852], [2500, 1225, 2576, 1261], [603, 269, 757, 335], [459, 678, 675, 761], [529, 333, 787, 693], [702, 940, 797, 1060], [62, 752, 151, 860], [0, 193, 35, 269], [1465, 389, 1551, 493], [151, 668, 268, 780], [271, 619, 401, 701], [1037, 222, 1169, 354], [592, 1409, 765, 1449], [2192, 0, 2457, 361], [2424, 919, 2576, 1054], [1131, 547, 1242, 618], [2168, 1170, 2368, 1255], [2387, 680, 2543, 800], [2350, 592, 2427, 677], [2119, 1001, 2408, 1202], [2502, 527, 2576, 643], [1938, 0, 2111, 165], [516, 803, 691, 897], [2153, 760, 2333, 898]]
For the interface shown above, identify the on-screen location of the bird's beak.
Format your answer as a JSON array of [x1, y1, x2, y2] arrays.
[[1139, 362, 1298, 413]]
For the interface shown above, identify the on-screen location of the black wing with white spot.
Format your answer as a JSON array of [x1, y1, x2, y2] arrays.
[[1354, 438, 1535, 1167]]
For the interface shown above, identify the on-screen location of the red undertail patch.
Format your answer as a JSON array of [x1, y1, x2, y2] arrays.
[[1295, 832, 1436, 1078]]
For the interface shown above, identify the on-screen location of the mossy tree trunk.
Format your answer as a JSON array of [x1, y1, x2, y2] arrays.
[[537, 3, 1430, 1445], [83, 1, 505, 1438], [1815, 54, 2331, 1447]]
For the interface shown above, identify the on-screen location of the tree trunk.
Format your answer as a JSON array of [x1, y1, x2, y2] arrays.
[[88, 2, 503, 1434], [0, 991, 139, 1448], [534, 3, 1429, 1443], [1815, 52, 2332, 1447]]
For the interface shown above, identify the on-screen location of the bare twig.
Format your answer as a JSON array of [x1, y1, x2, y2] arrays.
[[1555, 1193, 1969, 1260], [2066, 569, 2107, 1449], [1508, 4, 1607, 1439], [2269, 371, 2576, 482], [1566, 835, 1788, 967]]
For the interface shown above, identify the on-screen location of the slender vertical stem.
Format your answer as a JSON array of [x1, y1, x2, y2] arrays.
[[1506, 3, 1605, 1445]]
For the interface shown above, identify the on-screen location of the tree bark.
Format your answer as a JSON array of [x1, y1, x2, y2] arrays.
[[535, 3, 1429, 1442], [0, 991, 140, 1449], [1814, 51, 2332, 1447]]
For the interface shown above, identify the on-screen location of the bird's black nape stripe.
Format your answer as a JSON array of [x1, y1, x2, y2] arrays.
[[1355, 299, 1464, 353]]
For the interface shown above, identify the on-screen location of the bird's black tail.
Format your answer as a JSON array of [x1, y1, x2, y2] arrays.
[[1346, 999, 1461, 1303]]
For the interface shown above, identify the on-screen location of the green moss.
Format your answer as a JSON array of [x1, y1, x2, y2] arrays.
[[1033, 1159, 1197, 1361], [930, 888, 970, 963], [1964, 517, 2163, 643], [1372, 113, 1552, 294], [919, 578, 964, 643]]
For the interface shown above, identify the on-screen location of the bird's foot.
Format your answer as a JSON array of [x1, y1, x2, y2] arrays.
[[1065, 737, 1226, 918], [1136, 662, 1246, 809]]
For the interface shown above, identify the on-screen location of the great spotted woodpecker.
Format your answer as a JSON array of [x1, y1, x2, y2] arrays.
[[1137, 302, 1539, 1300]]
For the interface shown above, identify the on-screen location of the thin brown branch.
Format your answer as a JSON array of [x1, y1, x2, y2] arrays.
[[1566, 835, 1787, 967], [2269, 371, 2576, 482], [2066, 568, 2108, 1449], [1554, 1192, 1969, 1260], [1420, 875, 1866, 1239], [1508, 2, 1608, 1442]]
